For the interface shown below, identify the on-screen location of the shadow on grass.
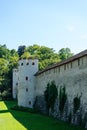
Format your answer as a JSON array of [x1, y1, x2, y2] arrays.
[[2, 101, 85, 130], [4, 101, 32, 130], [0, 110, 9, 113]]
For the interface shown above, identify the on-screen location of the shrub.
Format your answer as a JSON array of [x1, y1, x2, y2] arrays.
[[11, 105, 39, 113], [68, 112, 72, 123], [73, 95, 81, 114], [1, 90, 12, 100], [44, 81, 58, 114], [59, 85, 67, 113]]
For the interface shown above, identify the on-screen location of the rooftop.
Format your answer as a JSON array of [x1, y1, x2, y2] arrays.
[[35, 49, 87, 76]]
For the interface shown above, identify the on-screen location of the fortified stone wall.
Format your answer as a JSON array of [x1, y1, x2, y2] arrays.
[[17, 58, 38, 108], [35, 56, 87, 113], [13, 69, 18, 99], [13, 50, 87, 127]]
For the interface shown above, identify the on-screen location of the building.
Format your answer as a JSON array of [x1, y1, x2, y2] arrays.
[[13, 57, 38, 108], [13, 50, 87, 113]]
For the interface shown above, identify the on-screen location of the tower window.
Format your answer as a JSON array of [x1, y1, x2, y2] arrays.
[[29, 101, 31, 105], [32, 62, 35, 65], [25, 76, 28, 80], [16, 83, 18, 86], [26, 88, 28, 92], [21, 63, 23, 66], [26, 62, 29, 65]]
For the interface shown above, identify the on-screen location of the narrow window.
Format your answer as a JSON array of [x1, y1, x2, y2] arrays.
[[21, 63, 23, 66], [32, 62, 35, 65], [26, 62, 29, 65], [26, 76, 28, 80], [26, 88, 28, 92], [16, 83, 18, 86], [29, 101, 31, 105]]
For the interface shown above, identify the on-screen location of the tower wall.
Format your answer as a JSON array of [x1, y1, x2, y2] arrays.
[[12, 69, 18, 99], [18, 58, 38, 108]]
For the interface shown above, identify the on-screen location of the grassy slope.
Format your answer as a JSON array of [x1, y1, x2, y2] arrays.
[[0, 101, 85, 130]]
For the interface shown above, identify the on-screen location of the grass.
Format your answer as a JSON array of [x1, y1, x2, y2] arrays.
[[0, 100, 86, 130]]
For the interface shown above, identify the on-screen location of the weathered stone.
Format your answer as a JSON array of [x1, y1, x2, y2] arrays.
[[13, 50, 87, 128]]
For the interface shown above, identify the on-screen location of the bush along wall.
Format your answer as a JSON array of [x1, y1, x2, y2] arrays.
[[59, 85, 67, 113], [72, 94, 82, 125], [37, 82, 87, 128], [44, 81, 58, 115]]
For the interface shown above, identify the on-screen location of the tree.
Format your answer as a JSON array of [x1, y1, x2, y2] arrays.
[[58, 48, 73, 60], [21, 52, 31, 59], [0, 44, 10, 59], [17, 45, 26, 57], [0, 46, 18, 99], [26, 44, 60, 70]]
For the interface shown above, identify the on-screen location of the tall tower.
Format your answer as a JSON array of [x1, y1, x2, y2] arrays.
[[12, 69, 18, 99], [18, 58, 38, 108]]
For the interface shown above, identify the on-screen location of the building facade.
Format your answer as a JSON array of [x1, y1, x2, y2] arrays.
[[13, 50, 87, 113], [13, 58, 38, 108]]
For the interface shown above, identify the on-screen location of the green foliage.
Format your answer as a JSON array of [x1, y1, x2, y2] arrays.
[[17, 45, 26, 57], [73, 95, 81, 114], [58, 48, 73, 60], [44, 81, 58, 112], [0, 44, 19, 99], [21, 52, 31, 59], [26, 44, 61, 70], [11, 105, 39, 113], [1, 89, 12, 100], [0, 44, 11, 59], [0, 43, 73, 100], [59, 85, 67, 113]]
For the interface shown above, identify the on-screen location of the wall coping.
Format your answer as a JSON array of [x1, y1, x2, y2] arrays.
[[35, 49, 87, 76]]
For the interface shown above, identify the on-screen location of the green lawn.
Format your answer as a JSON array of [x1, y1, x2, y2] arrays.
[[0, 101, 85, 130]]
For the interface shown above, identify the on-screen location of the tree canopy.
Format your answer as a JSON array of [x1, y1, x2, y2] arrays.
[[0, 43, 73, 99]]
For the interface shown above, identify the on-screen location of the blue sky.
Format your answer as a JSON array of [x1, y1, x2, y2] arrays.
[[0, 0, 87, 54]]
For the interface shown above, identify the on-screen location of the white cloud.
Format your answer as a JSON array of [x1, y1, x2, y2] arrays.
[[67, 25, 76, 32]]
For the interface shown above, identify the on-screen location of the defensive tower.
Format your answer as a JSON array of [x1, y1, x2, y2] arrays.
[[18, 58, 38, 108]]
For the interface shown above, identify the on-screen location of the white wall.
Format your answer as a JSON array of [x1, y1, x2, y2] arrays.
[[18, 58, 38, 108], [35, 56, 87, 111], [13, 69, 18, 99]]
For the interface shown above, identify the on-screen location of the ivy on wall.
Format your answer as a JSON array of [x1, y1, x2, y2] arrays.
[[44, 81, 58, 113], [59, 85, 67, 113], [73, 95, 81, 114]]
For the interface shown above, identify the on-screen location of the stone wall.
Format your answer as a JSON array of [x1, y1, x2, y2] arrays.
[[35, 56, 87, 118], [13, 69, 18, 99], [18, 58, 38, 108]]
